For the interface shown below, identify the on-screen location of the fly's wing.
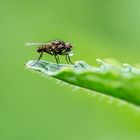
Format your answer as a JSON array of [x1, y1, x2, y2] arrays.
[[25, 42, 50, 47]]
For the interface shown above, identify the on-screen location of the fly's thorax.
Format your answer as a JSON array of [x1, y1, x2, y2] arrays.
[[51, 40, 64, 45]]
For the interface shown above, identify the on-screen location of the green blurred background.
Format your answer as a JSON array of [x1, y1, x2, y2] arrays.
[[1, 0, 140, 140]]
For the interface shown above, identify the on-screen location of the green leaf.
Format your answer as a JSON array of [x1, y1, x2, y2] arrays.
[[26, 59, 140, 106]]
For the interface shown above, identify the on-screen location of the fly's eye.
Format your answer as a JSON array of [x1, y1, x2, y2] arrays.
[[65, 43, 72, 50], [65, 43, 69, 47]]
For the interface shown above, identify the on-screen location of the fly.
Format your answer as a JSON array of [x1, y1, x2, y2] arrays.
[[26, 40, 74, 67]]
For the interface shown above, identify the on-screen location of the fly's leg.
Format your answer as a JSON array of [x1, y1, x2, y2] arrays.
[[65, 55, 70, 64], [32, 51, 43, 66], [57, 55, 60, 64], [67, 54, 74, 65], [54, 55, 60, 68]]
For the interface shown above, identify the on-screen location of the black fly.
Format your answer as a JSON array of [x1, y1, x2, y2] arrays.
[[26, 40, 74, 67]]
